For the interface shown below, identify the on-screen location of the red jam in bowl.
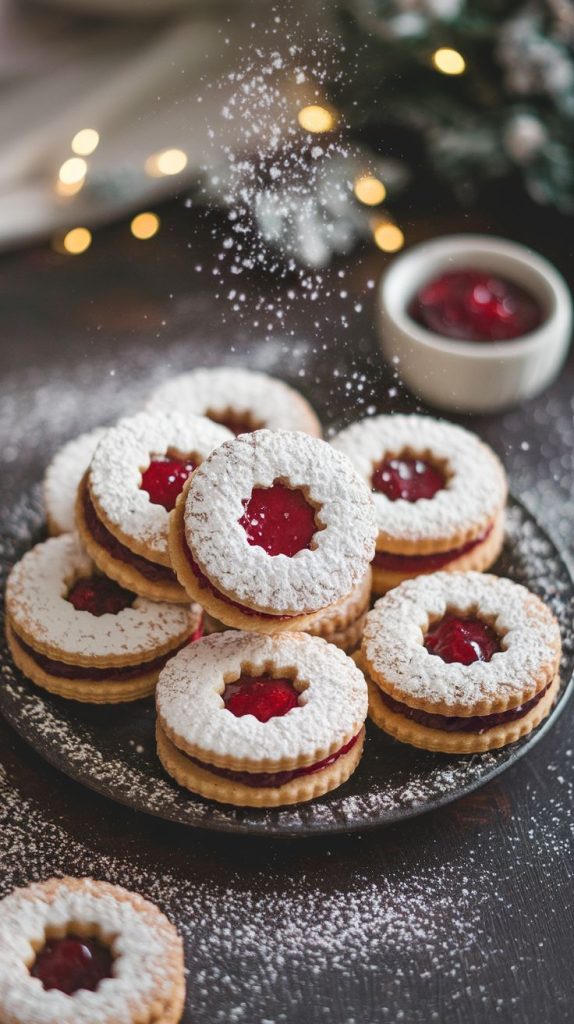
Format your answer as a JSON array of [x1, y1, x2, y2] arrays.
[[409, 269, 542, 342]]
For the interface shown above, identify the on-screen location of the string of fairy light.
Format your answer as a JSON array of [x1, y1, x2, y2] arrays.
[[53, 44, 465, 256]]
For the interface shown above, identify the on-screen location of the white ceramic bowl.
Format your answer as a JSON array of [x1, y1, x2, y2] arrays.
[[378, 234, 572, 413]]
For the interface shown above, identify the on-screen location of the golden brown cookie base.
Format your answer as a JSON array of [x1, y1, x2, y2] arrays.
[[371, 510, 505, 595], [168, 499, 323, 633], [313, 612, 367, 653], [45, 510, 65, 538], [76, 480, 187, 604], [305, 569, 372, 636], [158, 982, 186, 1024], [7, 625, 163, 704], [203, 613, 228, 635], [367, 675, 560, 753], [204, 608, 366, 652], [157, 723, 365, 807], [6, 601, 197, 670]]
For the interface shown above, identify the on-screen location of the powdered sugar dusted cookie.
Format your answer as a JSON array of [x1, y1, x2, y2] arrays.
[[169, 429, 378, 632], [361, 571, 561, 753], [0, 877, 184, 1023], [6, 534, 202, 703], [44, 428, 106, 536], [204, 569, 372, 653], [76, 410, 232, 603], [331, 414, 507, 594], [147, 366, 322, 437], [156, 630, 368, 807]]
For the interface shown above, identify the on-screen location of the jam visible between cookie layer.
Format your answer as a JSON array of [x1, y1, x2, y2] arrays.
[[378, 685, 550, 734], [183, 540, 292, 620], [31, 935, 113, 994], [373, 524, 492, 574], [239, 483, 318, 557], [14, 630, 197, 681], [372, 458, 445, 502], [224, 676, 299, 722], [189, 732, 361, 788], [82, 483, 176, 584], [141, 455, 197, 512]]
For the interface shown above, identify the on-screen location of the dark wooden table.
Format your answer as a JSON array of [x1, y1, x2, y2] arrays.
[[1, 201, 573, 1024]]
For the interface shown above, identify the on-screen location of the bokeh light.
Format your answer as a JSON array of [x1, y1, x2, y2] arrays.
[[354, 174, 387, 206], [130, 212, 160, 240], [145, 148, 188, 177], [373, 221, 405, 253], [55, 178, 85, 198], [71, 129, 100, 156], [432, 48, 466, 75], [59, 227, 92, 255], [58, 157, 87, 186], [297, 105, 336, 133]]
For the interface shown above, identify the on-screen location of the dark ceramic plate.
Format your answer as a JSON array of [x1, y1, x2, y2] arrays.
[[0, 489, 572, 838]]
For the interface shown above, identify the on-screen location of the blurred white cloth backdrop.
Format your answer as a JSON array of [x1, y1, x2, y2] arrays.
[[0, 0, 330, 248]]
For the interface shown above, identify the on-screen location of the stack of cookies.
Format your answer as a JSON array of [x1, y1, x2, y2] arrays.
[[4, 365, 563, 809]]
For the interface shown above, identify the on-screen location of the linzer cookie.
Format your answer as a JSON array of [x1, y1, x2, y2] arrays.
[[76, 411, 232, 603], [44, 427, 106, 536], [0, 877, 185, 1023], [331, 414, 507, 594], [169, 429, 378, 632], [361, 571, 561, 753], [147, 366, 322, 436], [204, 568, 372, 653], [5, 534, 202, 703], [156, 631, 368, 807]]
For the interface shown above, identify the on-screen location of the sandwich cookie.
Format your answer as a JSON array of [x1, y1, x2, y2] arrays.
[[6, 534, 202, 703], [169, 429, 378, 632], [156, 630, 368, 807], [204, 569, 372, 653], [146, 366, 322, 437], [0, 877, 184, 1024], [44, 428, 106, 536], [331, 414, 507, 594], [361, 571, 561, 753], [75, 411, 232, 603]]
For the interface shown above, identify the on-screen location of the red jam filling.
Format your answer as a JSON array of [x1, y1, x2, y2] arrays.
[[140, 455, 197, 512], [82, 485, 176, 584], [183, 542, 290, 621], [224, 676, 299, 722], [31, 935, 113, 995], [373, 525, 491, 574], [67, 576, 134, 616], [239, 483, 318, 557], [425, 614, 500, 665], [16, 632, 195, 682], [409, 269, 542, 342], [379, 685, 549, 735], [190, 618, 204, 643], [190, 732, 360, 788], [372, 457, 445, 502]]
